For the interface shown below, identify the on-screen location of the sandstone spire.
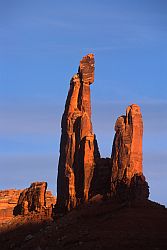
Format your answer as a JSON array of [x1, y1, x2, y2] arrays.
[[111, 104, 149, 201], [56, 54, 100, 212]]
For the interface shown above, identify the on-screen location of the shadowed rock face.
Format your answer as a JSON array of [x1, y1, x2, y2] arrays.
[[56, 54, 100, 212], [111, 104, 149, 201], [89, 158, 112, 198]]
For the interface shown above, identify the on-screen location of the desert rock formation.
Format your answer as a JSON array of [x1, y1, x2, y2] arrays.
[[0, 189, 22, 223], [0, 184, 55, 223], [46, 190, 56, 207], [56, 55, 149, 212], [0, 54, 149, 223], [14, 182, 56, 216], [111, 104, 149, 201], [56, 54, 100, 212]]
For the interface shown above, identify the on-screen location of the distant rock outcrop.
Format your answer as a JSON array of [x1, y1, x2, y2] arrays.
[[56, 54, 100, 212], [111, 104, 149, 201], [14, 182, 56, 217]]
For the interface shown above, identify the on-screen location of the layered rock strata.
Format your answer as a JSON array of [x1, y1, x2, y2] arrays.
[[56, 54, 100, 212], [111, 104, 149, 201], [14, 182, 56, 216]]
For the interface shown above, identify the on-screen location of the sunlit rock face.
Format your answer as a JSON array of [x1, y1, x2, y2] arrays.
[[56, 54, 100, 212], [0, 189, 22, 223], [111, 104, 149, 201]]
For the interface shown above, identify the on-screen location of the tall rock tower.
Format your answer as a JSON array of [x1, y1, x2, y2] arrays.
[[56, 54, 100, 212]]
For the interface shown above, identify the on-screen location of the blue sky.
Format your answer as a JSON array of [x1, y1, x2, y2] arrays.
[[0, 0, 167, 205]]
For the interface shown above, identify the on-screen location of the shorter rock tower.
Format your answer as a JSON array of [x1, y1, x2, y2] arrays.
[[111, 104, 149, 201]]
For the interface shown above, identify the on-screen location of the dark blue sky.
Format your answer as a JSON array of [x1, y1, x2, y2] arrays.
[[1, 0, 167, 205]]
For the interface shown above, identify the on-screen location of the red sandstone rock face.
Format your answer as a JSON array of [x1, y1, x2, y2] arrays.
[[56, 54, 100, 212], [111, 104, 149, 201], [79, 53, 95, 85], [0, 189, 22, 223], [14, 182, 56, 216], [46, 190, 56, 207]]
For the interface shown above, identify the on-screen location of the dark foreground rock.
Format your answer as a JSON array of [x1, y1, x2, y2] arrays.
[[0, 199, 166, 250]]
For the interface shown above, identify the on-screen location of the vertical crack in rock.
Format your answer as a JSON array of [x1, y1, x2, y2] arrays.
[[56, 54, 100, 212], [111, 104, 149, 202]]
